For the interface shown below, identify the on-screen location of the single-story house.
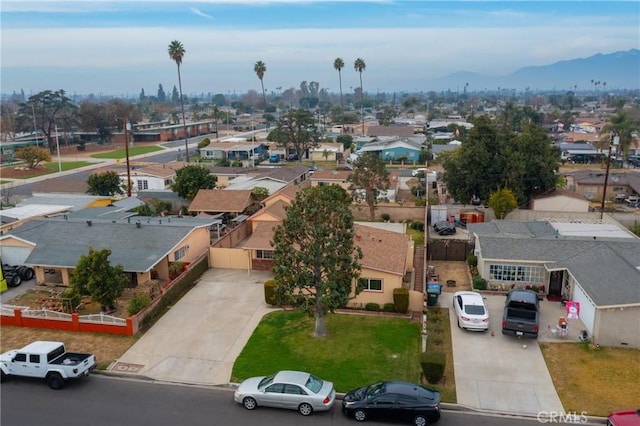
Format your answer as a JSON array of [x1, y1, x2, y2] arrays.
[[468, 219, 640, 347], [529, 189, 590, 212], [120, 162, 183, 193], [308, 142, 345, 162], [0, 215, 216, 287], [199, 142, 270, 165]]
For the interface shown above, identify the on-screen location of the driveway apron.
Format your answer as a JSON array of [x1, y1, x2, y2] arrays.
[[442, 292, 565, 415], [109, 269, 274, 385]]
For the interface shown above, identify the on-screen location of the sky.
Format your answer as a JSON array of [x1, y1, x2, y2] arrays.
[[1, 0, 639, 98]]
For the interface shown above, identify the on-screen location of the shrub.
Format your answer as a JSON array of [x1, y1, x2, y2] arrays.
[[128, 293, 151, 316], [264, 280, 278, 305], [393, 288, 409, 313], [420, 350, 446, 384], [414, 198, 426, 206], [383, 303, 396, 313], [381, 213, 390, 222], [466, 253, 478, 267], [197, 138, 211, 149], [473, 275, 487, 290], [168, 262, 185, 279], [410, 221, 425, 232], [365, 302, 380, 311]]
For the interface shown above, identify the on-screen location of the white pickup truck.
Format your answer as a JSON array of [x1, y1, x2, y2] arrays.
[[0, 341, 96, 389]]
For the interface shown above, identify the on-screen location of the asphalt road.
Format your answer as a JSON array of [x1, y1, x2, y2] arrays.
[[0, 375, 556, 426]]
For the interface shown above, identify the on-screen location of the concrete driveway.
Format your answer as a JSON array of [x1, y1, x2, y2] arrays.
[[441, 292, 565, 416], [109, 268, 275, 385]]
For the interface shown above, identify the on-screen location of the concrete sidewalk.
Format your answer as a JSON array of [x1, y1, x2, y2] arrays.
[[108, 268, 275, 386], [442, 292, 565, 416]]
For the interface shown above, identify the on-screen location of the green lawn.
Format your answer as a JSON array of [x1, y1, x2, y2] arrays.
[[43, 161, 94, 173], [91, 145, 164, 159], [231, 310, 425, 393]]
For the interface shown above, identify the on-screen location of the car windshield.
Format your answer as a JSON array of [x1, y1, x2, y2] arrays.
[[364, 382, 385, 399], [465, 305, 485, 315], [258, 374, 275, 389], [305, 374, 324, 393]]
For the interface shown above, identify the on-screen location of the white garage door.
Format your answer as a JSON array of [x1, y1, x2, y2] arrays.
[[0, 246, 32, 266], [572, 284, 596, 333]]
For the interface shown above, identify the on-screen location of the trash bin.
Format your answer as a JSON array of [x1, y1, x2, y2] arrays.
[[426, 284, 442, 306]]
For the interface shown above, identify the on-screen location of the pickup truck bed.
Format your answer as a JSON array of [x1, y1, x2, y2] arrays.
[[502, 290, 540, 338], [50, 352, 94, 366]]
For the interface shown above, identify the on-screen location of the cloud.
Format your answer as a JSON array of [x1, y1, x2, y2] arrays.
[[191, 7, 214, 20]]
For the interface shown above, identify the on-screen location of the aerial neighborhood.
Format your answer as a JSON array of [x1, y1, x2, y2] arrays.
[[1, 49, 639, 424]]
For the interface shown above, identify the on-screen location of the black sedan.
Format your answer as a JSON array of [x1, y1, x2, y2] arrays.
[[432, 221, 456, 236], [342, 381, 441, 425]]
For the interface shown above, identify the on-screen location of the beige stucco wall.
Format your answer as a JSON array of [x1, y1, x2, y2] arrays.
[[594, 305, 640, 348], [169, 228, 211, 263], [210, 247, 251, 269], [347, 269, 404, 308], [263, 194, 292, 209]]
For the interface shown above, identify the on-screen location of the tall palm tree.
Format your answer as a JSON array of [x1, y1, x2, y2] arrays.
[[254, 60, 267, 110], [168, 40, 189, 162], [333, 57, 345, 131], [354, 58, 366, 135]]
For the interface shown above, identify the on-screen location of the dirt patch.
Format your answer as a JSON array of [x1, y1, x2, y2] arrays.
[[425, 260, 472, 293]]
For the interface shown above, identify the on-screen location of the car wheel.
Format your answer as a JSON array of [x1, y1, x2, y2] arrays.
[[242, 397, 257, 410], [353, 409, 367, 422], [8, 275, 21, 287], [47, 373, 65, 390], [20, 267, 34, 281], [414, 415, 429, 426], [298, 402, 313, 416]]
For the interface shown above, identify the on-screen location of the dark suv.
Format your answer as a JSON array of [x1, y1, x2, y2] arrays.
[[286, 153, 299, 161]]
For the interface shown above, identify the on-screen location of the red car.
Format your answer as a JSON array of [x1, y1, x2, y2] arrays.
[[607, 409, 640, 426]]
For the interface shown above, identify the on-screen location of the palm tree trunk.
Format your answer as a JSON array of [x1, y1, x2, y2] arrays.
[[177, 64, 189, 162], [359, 72, 364, 135], [339, 71, 344, 133], [260, 80, 267, 110]]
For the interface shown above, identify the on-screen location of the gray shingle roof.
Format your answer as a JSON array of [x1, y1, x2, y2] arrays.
[[469, 221, 640, 306], [6, 219, 201, 272]]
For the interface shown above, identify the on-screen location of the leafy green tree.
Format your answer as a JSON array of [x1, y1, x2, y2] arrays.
[[254, 60, 267, 109], [87, 170, 125, 196], [337, 133, 353, 150], [601, 107, 640, 159], [14, 146, 51, 169], [268, 109, 321, 161], [171, 164, 217, 199], [70, 247, 127, 312], [251, 186, 269, 202], [168, 39, 190, 162], [271, 185, 363, 337], [348, 152, 390, 221], [488, 188, 518, 219], [17, 90, 77, 152], [157, 84, 166, 102], [442, 116, 559, 205], [333, 57, 345, 129]]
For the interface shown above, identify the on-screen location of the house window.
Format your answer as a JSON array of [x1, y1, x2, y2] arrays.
[[358, 278, 383, 291], [174, 246, 188, 261], [489, 264, 545, 283], [137, 180, 149, 190], [256, 250, 273, 259]]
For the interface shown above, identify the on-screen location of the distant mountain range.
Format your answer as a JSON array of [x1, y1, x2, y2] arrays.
[[429, 49, 639, 92]]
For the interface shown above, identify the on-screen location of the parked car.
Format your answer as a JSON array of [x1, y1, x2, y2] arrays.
[[286, 153, 299, 161], [269, 153, 281, 163], [411, 168, 428, 177], [607, 409, 640, 426], [432, 221, 456, 236], [453, 291, 490, 331], [342, 381, 441, 425], [234, 370, 336, 416]]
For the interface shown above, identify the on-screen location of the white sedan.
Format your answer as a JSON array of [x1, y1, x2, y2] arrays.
[[411, 168, 428, 177], [234, 370, 336, 416], [453, 291, 490, 331]]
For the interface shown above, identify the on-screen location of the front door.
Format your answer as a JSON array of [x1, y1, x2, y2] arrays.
[[549, 270, 563, 297]]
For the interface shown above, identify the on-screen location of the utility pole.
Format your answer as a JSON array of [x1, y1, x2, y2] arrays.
[[600, 133, 619, 220], [54, 125, 62, 174], [31, 104, 39, 147], [124, 118, 132, 197]]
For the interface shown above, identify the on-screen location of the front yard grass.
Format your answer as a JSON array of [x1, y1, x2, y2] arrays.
[[231, 310, 445, 395], [91, 145, 163, 159], [540, 342, 640, 417]]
